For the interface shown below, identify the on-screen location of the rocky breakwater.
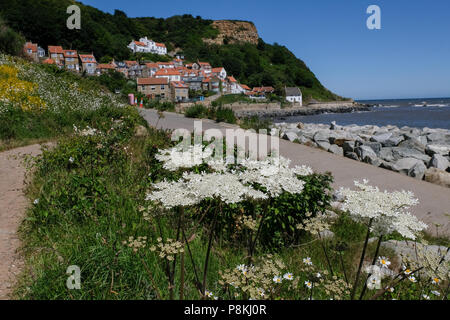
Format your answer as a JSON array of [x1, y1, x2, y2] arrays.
[[273, 122, 450, 187]]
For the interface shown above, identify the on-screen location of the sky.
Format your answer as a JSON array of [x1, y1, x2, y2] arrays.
[[79, 0, 450, 100]]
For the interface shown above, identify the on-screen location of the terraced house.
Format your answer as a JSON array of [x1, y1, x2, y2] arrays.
[[79, 54, 97, 75], [170, 81, 189, 102], [48, 46, 64, 66], [137, 77, 170, 100], [23, 42, 39, 62], [63, 49, 79, 72]]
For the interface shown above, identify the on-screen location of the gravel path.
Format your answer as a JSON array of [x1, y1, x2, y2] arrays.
[[139, 108, 450, 236], [0, 144, 43, 299]]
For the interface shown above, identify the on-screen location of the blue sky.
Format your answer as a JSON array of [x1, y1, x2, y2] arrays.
[[80, 0, 450, 100]]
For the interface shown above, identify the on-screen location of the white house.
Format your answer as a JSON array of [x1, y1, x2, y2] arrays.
[[211, 67, 227, 80], [127, 37, 167, 55], [155, 68, 181, 82], [285, 87, 302, 106]]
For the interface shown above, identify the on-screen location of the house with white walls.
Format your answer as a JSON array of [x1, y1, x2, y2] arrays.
[[285, 87, 302, 106]]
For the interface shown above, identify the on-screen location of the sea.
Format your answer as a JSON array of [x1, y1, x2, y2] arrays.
[[273, 98, 450, 130]]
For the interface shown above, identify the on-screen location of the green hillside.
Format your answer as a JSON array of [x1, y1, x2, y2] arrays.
[[0, 0, 343, 101]]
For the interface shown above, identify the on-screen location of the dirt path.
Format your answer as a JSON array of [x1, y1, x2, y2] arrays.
[[0, 144, 43, 300]]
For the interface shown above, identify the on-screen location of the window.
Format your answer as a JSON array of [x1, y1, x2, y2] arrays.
[[151, 86, 155, 90]]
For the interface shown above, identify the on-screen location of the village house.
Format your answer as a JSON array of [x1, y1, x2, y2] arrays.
[[63, 49, 79, 72], [79, 54, 97, 75], [115, 61, 128, 78], [48, 46, 64, 66], [137, 77, 170, 100], [240, 84, 252, 93], [285, 87, 303, 106], [157, 61, 175, 69], [198, 61, 212, 74], [23, 42, 39, 62], [127, 37, 167, 55], [211, 67, 227, 80], [170, 81, 189, 102], [173, 58, 184, 67], [155, 68, 181, 82], [95, 63, 115, 75], [38, 46, 45, 58], [125, 60, 144, 79], [226, 76, 243, 94], [142, 63, 159, 77]]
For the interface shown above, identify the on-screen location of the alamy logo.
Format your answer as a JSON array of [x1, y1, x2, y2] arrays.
[[67, 5, 81, 30], [366, 5, 381, 30], [66, 265, 81, 289]]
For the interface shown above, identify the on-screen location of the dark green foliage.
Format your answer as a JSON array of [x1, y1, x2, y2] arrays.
[[0, 16, 25, 56], [239, 116, 273, 132], [184, 104, 209, 119]]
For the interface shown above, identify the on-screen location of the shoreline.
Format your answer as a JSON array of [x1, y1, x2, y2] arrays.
[[273, 121, 450, 188], [233, 102, 372, 118]]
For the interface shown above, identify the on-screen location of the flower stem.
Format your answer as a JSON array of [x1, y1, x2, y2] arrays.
[[350, 218, 373, 300], [359, 234, 383, 300], [202, 202, 219, 297]]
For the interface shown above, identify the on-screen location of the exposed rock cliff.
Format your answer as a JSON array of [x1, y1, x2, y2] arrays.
[[204, 20, 259, 45]]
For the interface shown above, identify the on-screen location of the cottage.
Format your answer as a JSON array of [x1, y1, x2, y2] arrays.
[[198, 61, 212, 74], [79, 54, 97, 75], [24, 42, 39, 62], [227, 76, 243, 94], [211, 67, 227, 80], [143, 63, 159, 77], [285, 87, 302, 106], [137, 77, 170, 100], [155, 68, 181, 82], [125, 61, 143, 79], [155, 43, 167, 55], [173, 58, 184, 67], [37, 46, 46, 58], [157, 62, 175, 69], [128, 37, 167, 55], [96, 63, 115, 75], [63, 50, 79, 72], [48, 46, 64, 66], [170, 81, 189, 102]]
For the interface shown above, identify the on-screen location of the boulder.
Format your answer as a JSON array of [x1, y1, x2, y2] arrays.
[[394, 158, 427, 179], [313, 130, 330, 143], [383, 135, 405, 147], [344, 152, 359, 161], [328, 144, 344, 156], [429, 154, 449, 171], [379, 147, 396, 162], [424, 168, 450, 188], [425, 144, 450, 156], [283, 131, 299, 142], [379, 160, 397, 171], [427, 132, 448, 144], [355, 145, 380, 166], [370, 132, 392, 144], [342, 140, 355, 153], [398, 139, 426, 153], [362, 142, 382, 155], [391, 147, 431, 163], [297, 122, 305, 129], [316, 141, 331, 151]]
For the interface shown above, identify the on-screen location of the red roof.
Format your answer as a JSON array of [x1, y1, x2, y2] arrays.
[[145, 63, 159, 69], [63, 50, 77, 57], [97, 64, 115, 70], [211, 67, 224, 73], [240, 84, 251, 91], [155, 69, 181, 76], [79, 54, 97, 63], [155, 43, 166, 48], [170, 81, 188, 88], [134, 41, 147, 47], [125, 60, 138, 67], [24, 42, 38, 52], [198, 61, 211, 67], [48, 46, 64, 54], [228, 76, 237, 83], [137, 77, 169, 85], [43, 58, 55, 64]]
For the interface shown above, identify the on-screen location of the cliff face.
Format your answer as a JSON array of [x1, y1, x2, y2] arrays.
[[204, 20, 259, 45]]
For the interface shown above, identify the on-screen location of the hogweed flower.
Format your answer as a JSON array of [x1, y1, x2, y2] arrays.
[[338, 180, 427, 240]]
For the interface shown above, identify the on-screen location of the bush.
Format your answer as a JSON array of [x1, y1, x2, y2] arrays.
[[214, 106, 236, 124], [184, 104, 209, 118], [0, 17, 25, 56]]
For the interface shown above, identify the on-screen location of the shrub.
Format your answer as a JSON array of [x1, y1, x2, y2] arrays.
[[214, 106, 236, 124], [184, 104, 209, 118]]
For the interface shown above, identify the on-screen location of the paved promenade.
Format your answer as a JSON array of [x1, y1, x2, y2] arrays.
[[139, 109, 450, 236]]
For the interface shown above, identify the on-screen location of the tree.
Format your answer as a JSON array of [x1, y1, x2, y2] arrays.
[[0, 17, 25, 56]]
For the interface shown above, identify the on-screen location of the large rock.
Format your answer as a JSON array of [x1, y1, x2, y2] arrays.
[[424, 168, 450, 188], [134, 125, 148, 137], [345, 152, 359, 161], [427, 132, 449, 144], [383, 135, 405, 147], [316, 141, 331, 151], [362, 142, 382, 155], [379, 147, 396, 162], [328, 144, 344, 156], [429, 154, 449, 171], [391, 147, 431, 163], [342, 140, 355, 153], [313, 130, 330, 143], [398, 139, 426, 153], [355, 145, 380, 166], [370, 133, 392, 144], [425, 144, 450, 156], [394, 158, 427, 179], [283, 131, 299, 142]]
